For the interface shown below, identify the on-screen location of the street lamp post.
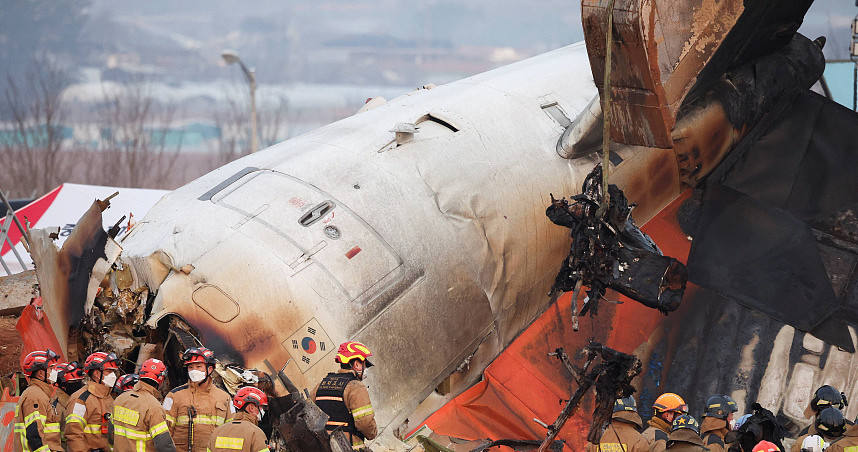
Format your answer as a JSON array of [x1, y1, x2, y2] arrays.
[[221, 50, 258, 153]]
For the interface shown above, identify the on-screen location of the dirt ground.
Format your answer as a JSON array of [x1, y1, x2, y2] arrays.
[[0, 317, 22, 378]]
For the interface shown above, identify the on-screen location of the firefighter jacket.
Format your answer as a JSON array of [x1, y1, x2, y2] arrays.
[[204, 411, 267, 452], [585, 411, 651, 452], [112, 381, 177, 452], [825, 424, 858, 452], [163, 377, 232, 452], [643, 417, 672, 452], [64, 381, 114, 452], [666, 429, 709, 452], [700, 417, 729, 452], [50, 388, 70, 446], [311, 370, 377, 450], [14, 379, 63, 452], [791, 424, 821, 452]]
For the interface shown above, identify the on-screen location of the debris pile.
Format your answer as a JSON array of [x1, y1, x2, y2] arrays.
[[547, 165, 687, 328]]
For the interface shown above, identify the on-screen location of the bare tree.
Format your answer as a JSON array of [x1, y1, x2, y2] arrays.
[[212, 86, 289, 166], [93, 81, 182, 188], [0, 58, 71, 198]]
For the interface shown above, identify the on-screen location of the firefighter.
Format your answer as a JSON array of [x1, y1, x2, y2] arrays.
[[113, 375, 140, 396], [665, 414, 707, 452], [65, 351, 120, 452], [163, 347, 232, 452], [311, 341, 378, 451], [51, 361, 85, 449], [205, 387, 269, 452], [791, 385, 848, 452], [111, 359, 176, 452], [14, 349, 62, 452], [821, 422, 858, 452], [644, 393, 689, 452], [585, 396, 651, 452], [701, 395, 739, 452], [753, 441, 781, 452]]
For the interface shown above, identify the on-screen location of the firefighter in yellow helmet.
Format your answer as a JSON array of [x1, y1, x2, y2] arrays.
[[205, 387, 269, 452], [163, 347, 232, 452], [311, 341, 377, 451], [14, 349, 62, 452], [643, 393, 688, 452]]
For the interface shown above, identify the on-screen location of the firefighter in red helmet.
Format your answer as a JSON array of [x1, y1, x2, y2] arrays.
[[14, 349, 62, 452], [163, 347, 232, 452], [311, 341, 377, 451], [65, 351, 120, 452], [111, 359, 177, 452], [206, 387, 269, 452]]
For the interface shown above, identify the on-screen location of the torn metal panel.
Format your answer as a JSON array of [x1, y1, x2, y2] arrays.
[[581, 0, 745, 148], [29, 198, 121, 358]]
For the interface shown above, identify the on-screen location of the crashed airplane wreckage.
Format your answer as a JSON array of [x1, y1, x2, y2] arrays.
[[547, 165, 687, 329], [15, 0, 858, 449]]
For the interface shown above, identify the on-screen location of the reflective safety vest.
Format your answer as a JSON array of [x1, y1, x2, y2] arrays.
[[314, 372, 368, 449]]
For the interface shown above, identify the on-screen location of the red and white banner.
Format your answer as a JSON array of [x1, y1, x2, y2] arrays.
[[1, 183, 168, 275]]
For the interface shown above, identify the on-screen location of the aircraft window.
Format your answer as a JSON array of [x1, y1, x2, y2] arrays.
[[542, 102, 571, 127], [298, 201, 335, 227]]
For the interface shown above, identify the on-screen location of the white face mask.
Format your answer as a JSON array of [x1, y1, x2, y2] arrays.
[[257, 408, 265, 422], [102, 372, 118, 388], [188, 369, 207, 383], [48, 369, 59, 384]]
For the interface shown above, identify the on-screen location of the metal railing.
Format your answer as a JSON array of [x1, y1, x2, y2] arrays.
[[0, 190, 30, 276]]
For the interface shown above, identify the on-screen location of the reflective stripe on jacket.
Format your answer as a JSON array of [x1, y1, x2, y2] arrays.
[[14, 379, 62, 452], [64, 381, 114, 452], [112, 381, 176, 452], [163, 378, 232, 452], [311, 370, 377, 449], [204, 412, 267, 452]]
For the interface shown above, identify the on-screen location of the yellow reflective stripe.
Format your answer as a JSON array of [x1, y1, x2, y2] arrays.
[[83, 424, 103, 434], [175, 415, 226, 425], [326, 421, 348, 426], [316, 396, 343, 402], [149, 421, 169, 437], [165, 414, 176, 424], [33, 445, 50, 452], [65, 413, 85, 426], [214, 436, 245, 449], [256, 449, 269, 452], [351, 404, 373, 419], [113, 425, 151, 440], [24, 411, 46, 425], [43, 423, 60, 433]]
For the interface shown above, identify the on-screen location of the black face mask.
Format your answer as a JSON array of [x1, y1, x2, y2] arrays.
[[60, 381, 84, 395]]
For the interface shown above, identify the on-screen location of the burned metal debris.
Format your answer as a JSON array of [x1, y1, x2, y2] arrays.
[[547, 165, 686, 329], [535, 342, 641, 451]]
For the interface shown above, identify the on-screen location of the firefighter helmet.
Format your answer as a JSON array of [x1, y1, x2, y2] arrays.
[[233, 386, 269, 411], [182, 347, 216, 366], [653, 393, 688, 414], [811, 385, 846, 412], [22, 349, 60, 376], [335, 341, 374, 367], [816, 407, 846, 437], [55, 361, 84, 383], [705, 395, 739, 419], [113, 374, 139, 395], [752, 441, 781, 452], [670, 414, 700, 434], [84, 352, 119, 372], [614, 396, 638, 413], [139, 358, 168, 385]]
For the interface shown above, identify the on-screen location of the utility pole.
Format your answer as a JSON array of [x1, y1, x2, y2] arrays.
[[221, 50, 259, 153]]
